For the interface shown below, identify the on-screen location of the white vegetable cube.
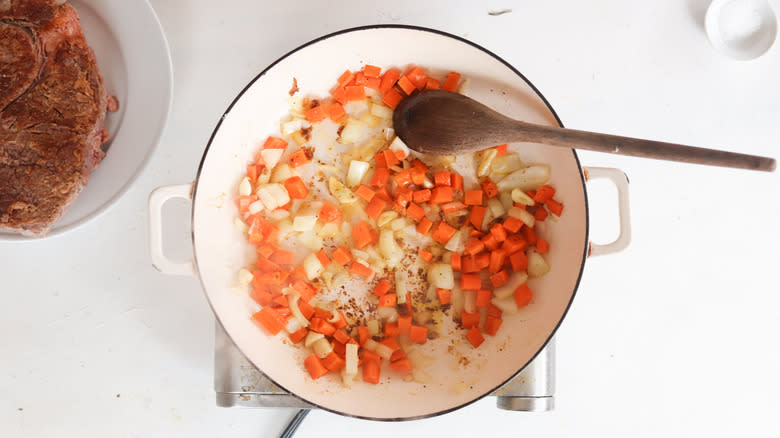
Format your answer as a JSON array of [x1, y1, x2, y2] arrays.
[[260, 148, 284, 170], [370, 102, 394, 119], [303, 252, 324, 280], [339, 118, 365, 144], [270, 163, 293, 183], [292, 214, 318, 232], [256, 183, 290, 211], [238, 177, 252, 196], [345, 343, 359, 375], [346, 160, 370, 187], [237, 268, 254, 286], [379, 229, 403, 267], [428, 263, 454, 289], [527, 250, 550, 277], [304, 331, 324, 347], [389, 136, 411, 159]]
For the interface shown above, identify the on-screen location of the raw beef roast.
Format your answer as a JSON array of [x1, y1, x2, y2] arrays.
[[0, 0, 111, 237]]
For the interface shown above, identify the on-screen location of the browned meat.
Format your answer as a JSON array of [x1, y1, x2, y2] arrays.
[[0, 0, 110, 237]]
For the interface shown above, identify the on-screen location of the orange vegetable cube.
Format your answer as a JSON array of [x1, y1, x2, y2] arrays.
[[442, 71, 461, 92], [514, 284, 533, 308], [304, 354, 329, 380], [409, 325, 428, 344], [466, 327, 485, 348], [382, 89, 403, 109]]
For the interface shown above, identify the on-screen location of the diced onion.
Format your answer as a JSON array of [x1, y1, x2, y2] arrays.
[[248, 200, 264, 215], [271, 163, 293, 183], [527, 250, 550, 277], [298, 231, 323, 252], [339, 118, 366, 144], [390, 218, 407, 231], [451, 286, 465, 318], [444, 227, 468, 253], [304, 331, 324, 347], [303, 253, 324, 280], [508, 206, 535, 228], [511, 188, 536, 206], [285, 317, 303, 334], [477, 148, 497, 177], [317, 222, 339, 238], [379, 229, 403, 268], [370, 103, 393, 119], [491, 153, 524, 175], [363, 338, 379, 352], [344, 342, 359, 375], [346, 160, 370, 187], [367, 319, 380, 337], [256, 183, 290, 211], [395, 271, 407, 299], [328, 177, 358, 204], [375, 343, 394, 361], [288, 294, 310, 328], [389, 137, 411, 160], [238, 177, 252, 196], [267, 209, 290, 221], [377, 211, 399, 228], [238, 268, 253, 286], [493, 271, 528, 298], [496, 165, 551, 192], [377, 306, 398, 322], [292, 214, 318, 232], [234, 217, 248, 234], [491, 295, 519, 314], [487, 198, 506, 220], [282, 118, 304, 135], [428, 263, 454, 289], [422, 176, 434, 189], [312, 337, 334, 358], [383, 127, 395, 140], [260, 148, 284, 170]]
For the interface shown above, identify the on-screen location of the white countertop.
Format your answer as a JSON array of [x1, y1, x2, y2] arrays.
[[3, 1, 780, 436]]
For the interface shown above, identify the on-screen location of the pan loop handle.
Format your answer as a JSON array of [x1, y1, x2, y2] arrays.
[[584, 167, 631, 257], [148, 183, 196, 276]]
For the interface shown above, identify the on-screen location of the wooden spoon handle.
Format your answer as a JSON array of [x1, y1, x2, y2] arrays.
[[510, 121, 776, 172]]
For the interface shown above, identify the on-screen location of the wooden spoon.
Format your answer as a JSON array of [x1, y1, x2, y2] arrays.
[[393, 90, 776, 172]]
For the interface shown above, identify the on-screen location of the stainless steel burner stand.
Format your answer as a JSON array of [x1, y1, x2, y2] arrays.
[[215, 323, 555, 412]]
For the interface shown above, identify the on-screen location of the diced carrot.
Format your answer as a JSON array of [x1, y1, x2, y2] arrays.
[[394, 187, 412, 208], [309, 317, 336, 336], [250, 287, 272, 306], [252, 307, 286, 335], [432, 222, 457, 245], [433, 171, 451, 186], [411, 167, 425, 185], [365, 196, 387, 219], [354, 72, 367, 86], [425, 78, 440, 90], [362, 359, 380, 384], [345, 85, 366, 101], [316, 249, 330, 268], [304, 105, 328, 123], [257, 243, 275, 259], [263, 136, 288, 149], [294, 284, 317, 308], [304, 353, 329, 379], [416, 217, 433, 235], [451, 172, 463, 192], [484, 316, 503, 336], [475, 252, 490, 270], [378, 293, 397, 307], [379, 69, 401, 93], [382, 89, 403, 109], [488, 304, 503, 319], [314, 307, 333, 320], [405, 67, 427, 89], [442, 72, 461, 92], [370, 167, 390, 187], [354, 185, 375, 202], [332, 340, 346, 357], [246, 164, 258, 183], [523, 225, 538, 246], [331, 246, 352, 266], [331, 330, 350, 346], [509, 251, 529, 273], [363, 64, 381, 78], [406, 202, 426, 222], [489, 269, 510, 287], [409, 325, 428, 344], [490, 223, 507, 242], [349, 261, 373, 277], [476, 289, 492, 308], [361, 350, 382, 365], [465, 238, 485, 256], [383, 148, 401, 167], [393, 169, 413, 187], [256, 257, 281, 273], [494, 144, 508, 155], [481, 178, 499, 198], [411, 158, 428, 172], [390, 349, 406, 362], [502, 216, 523, 233], [460, 255, 480, 273], [331, 85, 347, 104], [337, 70, 354, 86], [325, 102, 346, 122], [412, 189, 431, 203], [537, 238, 550, 253], [470, 206, 486, 229], [358, 326, 370, 346], [464, 190, 483, 206], [514, 284, 533, 307], [332, 312, 347, 330], [488, 249, 507, 273], [321, 352, 345, 372], [481, 233, 499, 251], [503, 235, 528, 254], [533, 185, 556, 204], [389, 358, 413, 374], [384, 321, 399, 337], [419, 249, 433, 263], [534, 207, 548, 222], [270, 250, 295, 266], [451, 253, 462, 271], [374, 279, 392, 296], [366, 76, 381, 89], [283, 176, 309, 200], [466, 327, 485, 348], [461, 310, 480, 329], [374, 152, 388, 168], [460, 274, 482, 291], [546, 199, 564, 216], [237, 195, 255, 214], [430, 187, 453, 204], [397, 75, 416, 95], [319, 202, 342, 224], [441, 201, 467, 214], [352, 221, 373, 249], [369, 228, 379, 245], [397, 315, 412, 335], [289, 149, 310, 168], [289, 327, 308, 344]]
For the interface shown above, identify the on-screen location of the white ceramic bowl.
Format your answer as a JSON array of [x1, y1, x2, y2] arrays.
[[705, 0, 778, 60], [0, 0, 173, 240]]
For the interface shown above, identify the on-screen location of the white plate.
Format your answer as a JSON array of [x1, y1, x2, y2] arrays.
[[0, 0, 173, 241]]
